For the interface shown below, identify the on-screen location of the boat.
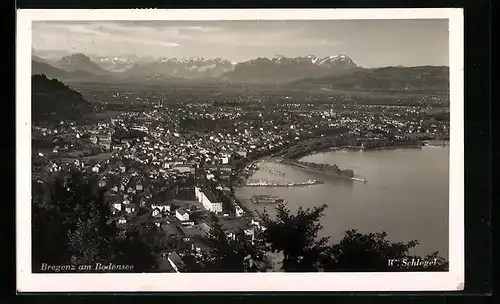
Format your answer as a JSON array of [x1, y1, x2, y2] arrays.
[[350, 177, 367, 183], [251, 194, 284, 204]]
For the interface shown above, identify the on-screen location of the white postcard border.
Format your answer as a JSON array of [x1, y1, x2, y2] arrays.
[[16, 8, 464, 292]]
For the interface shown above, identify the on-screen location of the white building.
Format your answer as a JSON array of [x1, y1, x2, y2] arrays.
[[168, 251, 185, 273], [97, 133, 112, 150], [99, 180, 107, 188], [244, 228, 255, 243], [221, 155, 230, 164], [235, 205, 245, 217], [152, 208, 161, 217], [151, 203, 170, 213], [194, 186, 223, 214], [175, 208, 190, 221], [90, 135, 98, 145], [251, 219, 266, 231], [237, 150, 248, 157], [173, 164, 195, 174], [131, 125, 148, 132]]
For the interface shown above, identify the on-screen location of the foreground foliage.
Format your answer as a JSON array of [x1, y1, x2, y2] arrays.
[[32, 171, 162, 272], [32, 171, 448, 272], [186, 203, 448, 272]]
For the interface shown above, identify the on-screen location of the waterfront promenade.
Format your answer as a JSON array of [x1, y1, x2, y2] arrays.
[[242, 179, 323, 187]]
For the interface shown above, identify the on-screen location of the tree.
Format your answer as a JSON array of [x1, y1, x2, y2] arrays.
[[183, 202, 448, 273], [257, 203, 330, 272], [32, 170, 161, 273], [32, 171, 98, 271], [244, 250, 285, 272], [197, 214, 254, 272], [66, 188, 119, 266], [113, 224, 160, 272], [326, 230, 417, 271], [326, 230, 448, 271], [32, 203, 72, 271]]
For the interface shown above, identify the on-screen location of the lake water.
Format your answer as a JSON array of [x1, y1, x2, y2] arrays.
[[234, 146, 449, 259]]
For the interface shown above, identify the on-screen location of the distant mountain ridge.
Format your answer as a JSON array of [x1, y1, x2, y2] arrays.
[[90, 55, 137, 72], [54, 53, 111, 75], [33, 52, 358, 81], [291, 66, 450, 92], [123, 57, 234, 79], [31, 52, 449, 91], [32, 59, 108, 82], [222, 54, 358, 84]]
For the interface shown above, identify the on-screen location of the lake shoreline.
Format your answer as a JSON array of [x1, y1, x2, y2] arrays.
[[329, 145, 422, 152], [234, 146, 450, 259], [282, 159, 367, 183], [273, 134, 426, 160]]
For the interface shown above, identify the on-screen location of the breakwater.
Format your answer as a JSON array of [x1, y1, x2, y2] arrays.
[[243, 179, 323, 188]]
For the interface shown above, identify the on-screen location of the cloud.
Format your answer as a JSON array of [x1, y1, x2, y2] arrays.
[[113, 21, 221, 31], [33, 22, 182, 50], [32, 21, 343, 59], [31, 20, 448, 68], [160, 25, 222, 32]]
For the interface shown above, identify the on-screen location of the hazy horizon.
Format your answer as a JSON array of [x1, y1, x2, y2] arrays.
[[32, 20, 449, 68]]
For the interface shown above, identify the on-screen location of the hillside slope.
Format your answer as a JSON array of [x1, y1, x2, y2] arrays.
[[32, 74, 94, 124]]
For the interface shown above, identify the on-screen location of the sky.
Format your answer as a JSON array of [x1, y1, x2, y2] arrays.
[[32, 20, 449, 68]]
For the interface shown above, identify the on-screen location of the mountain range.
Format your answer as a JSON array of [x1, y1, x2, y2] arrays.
[[221, 54, 358, 84], [32, 52, 358, 81], [124, 57, 235, 80], [31, 52, 449, 91]]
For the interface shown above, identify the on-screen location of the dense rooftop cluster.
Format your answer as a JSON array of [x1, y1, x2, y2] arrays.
[[32, 84, 449, 271]]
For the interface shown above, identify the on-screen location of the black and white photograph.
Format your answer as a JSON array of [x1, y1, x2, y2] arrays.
[[17, 9, 464, 292]]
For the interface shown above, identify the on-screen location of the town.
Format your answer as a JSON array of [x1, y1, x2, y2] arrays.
[[31, 84, 450, 272]]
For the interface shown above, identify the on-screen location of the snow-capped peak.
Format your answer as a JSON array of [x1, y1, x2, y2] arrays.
[[272, 54, 286, 61], [89, 56, 137, 72], [157, 57, 232, 65], [330, 54, 352, 61], [317, 54, 355, 67], [305, 54, 320, 64]]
